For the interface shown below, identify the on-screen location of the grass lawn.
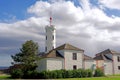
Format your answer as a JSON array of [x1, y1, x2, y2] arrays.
[[58, 76, 120, 80], [0, 75, 11, 79], [0, 75, 120, 80]]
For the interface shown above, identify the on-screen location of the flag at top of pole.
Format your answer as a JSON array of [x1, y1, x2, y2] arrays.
[[50, 16, 52, 26], [49, 1, 52, 26]]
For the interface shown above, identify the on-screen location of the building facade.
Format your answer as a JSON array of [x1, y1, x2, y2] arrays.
[[37, 46, 120, 75], [37, 24, 120, 75], [94, 49, 120, 75], [37, 43, 95, 72], [45, 25, 56, 53]]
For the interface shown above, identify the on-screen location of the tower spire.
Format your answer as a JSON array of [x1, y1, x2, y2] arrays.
[[50, 16, 52, 26], [45, 2, 56, 53], [49, 5, 52, 26]]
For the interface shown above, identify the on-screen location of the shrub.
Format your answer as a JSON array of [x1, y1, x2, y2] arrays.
[[10, 68, 94, 79], [72, 70, 77, 78], [23, 70, 39, 79], [39, 71, 46, 79], [45, 70, 51, 79], [56, 70, 63, 78], [10, 69, 23, 78], [61, 69, 66, 78], [39, 69, 93, 79], [77, 69, 83, 78], [41, 70, 49, 79], [81, 69, 88, 77], [86, 69, 93, 77], [50, 70, 57, 79], [65, 70, 73, 78], [94, 68, 104, 77]]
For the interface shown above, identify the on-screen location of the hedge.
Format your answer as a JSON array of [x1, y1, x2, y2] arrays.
[[38, 69, 93, 79], [10, 68, 104, 79]]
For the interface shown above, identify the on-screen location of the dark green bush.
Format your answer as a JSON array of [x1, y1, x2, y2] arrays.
[[81, 69, 88, 77], [65, 70, 73, 78], [86, 69, 93, 77], [61, 69, 66, 78], [72, 70, 77, 78], [23, 70, 39, 79], [11, 69, 23, 78], [10, 68, 95, 79], [94, 68, 104, 77], [38, 69, 93, 79], [77, 69, 82, 78], [50, 70, 57, 79], [56, 70, 63, 78], [39, 71, 46, 79]]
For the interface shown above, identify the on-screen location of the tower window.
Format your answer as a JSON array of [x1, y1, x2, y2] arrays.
[[73, 65, 77, 70], [45, 47, 47, 52], [46, 36, 47, 40], [73, 53, 77, 60], [53, 35, 54, 40], [118, 56, 120, 62]]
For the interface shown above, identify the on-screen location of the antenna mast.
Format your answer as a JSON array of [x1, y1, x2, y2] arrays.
[[49, 2, 52, 26], [50, 15, 52, 26]]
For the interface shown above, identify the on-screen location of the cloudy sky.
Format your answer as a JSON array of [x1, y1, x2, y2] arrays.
[[0, 0, 120, 66]]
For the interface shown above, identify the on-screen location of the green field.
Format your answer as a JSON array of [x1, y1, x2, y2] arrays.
[[58, 75, 120, 80], [58, 77, 120, 80], [0, 75, 11, 79], [0, 75, 120, 80]]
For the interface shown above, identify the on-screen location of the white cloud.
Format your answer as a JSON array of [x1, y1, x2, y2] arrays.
[[1, 0, 120, 66], [28, 1, 51, 17], [98, 0, 120, 10]]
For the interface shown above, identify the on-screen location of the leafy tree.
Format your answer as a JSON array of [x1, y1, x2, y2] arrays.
[[11, 40, 40, 73]]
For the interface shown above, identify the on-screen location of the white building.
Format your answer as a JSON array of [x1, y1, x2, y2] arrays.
[[45, 25, 56, 53], [94, 49, 120, 75], [37, 23, 94, 71], [37, 23, 120, 75], [37, 43, 94, 72]]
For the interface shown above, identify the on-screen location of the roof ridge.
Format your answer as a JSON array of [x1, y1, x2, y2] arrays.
[[42, 49, 63, 58], [55, 43, 84, 51], [84, 54, 93, 60]]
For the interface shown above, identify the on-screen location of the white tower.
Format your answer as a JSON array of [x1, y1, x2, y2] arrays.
[[45, 17, 56, 53]]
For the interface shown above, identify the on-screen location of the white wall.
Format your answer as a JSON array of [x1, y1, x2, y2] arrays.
[[113, 54, 120, 74], [46, 58, 64, 71], [84, 60, 94, 70], [63, 50, 83, 70], [104, 61, 113, 75]]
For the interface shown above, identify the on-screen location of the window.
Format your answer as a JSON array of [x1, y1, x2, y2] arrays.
[[53, 35, 54, 40], [73, 65, 77, 70], [45, 47, 47, 52], [73, 53, 77, 60], [118, 56, 120, 62], [118, 66, 120, 70], [46, 36, 47, 40]]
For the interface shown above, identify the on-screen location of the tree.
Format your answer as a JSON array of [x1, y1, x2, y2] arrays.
[[11, 40, 40, 73]]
